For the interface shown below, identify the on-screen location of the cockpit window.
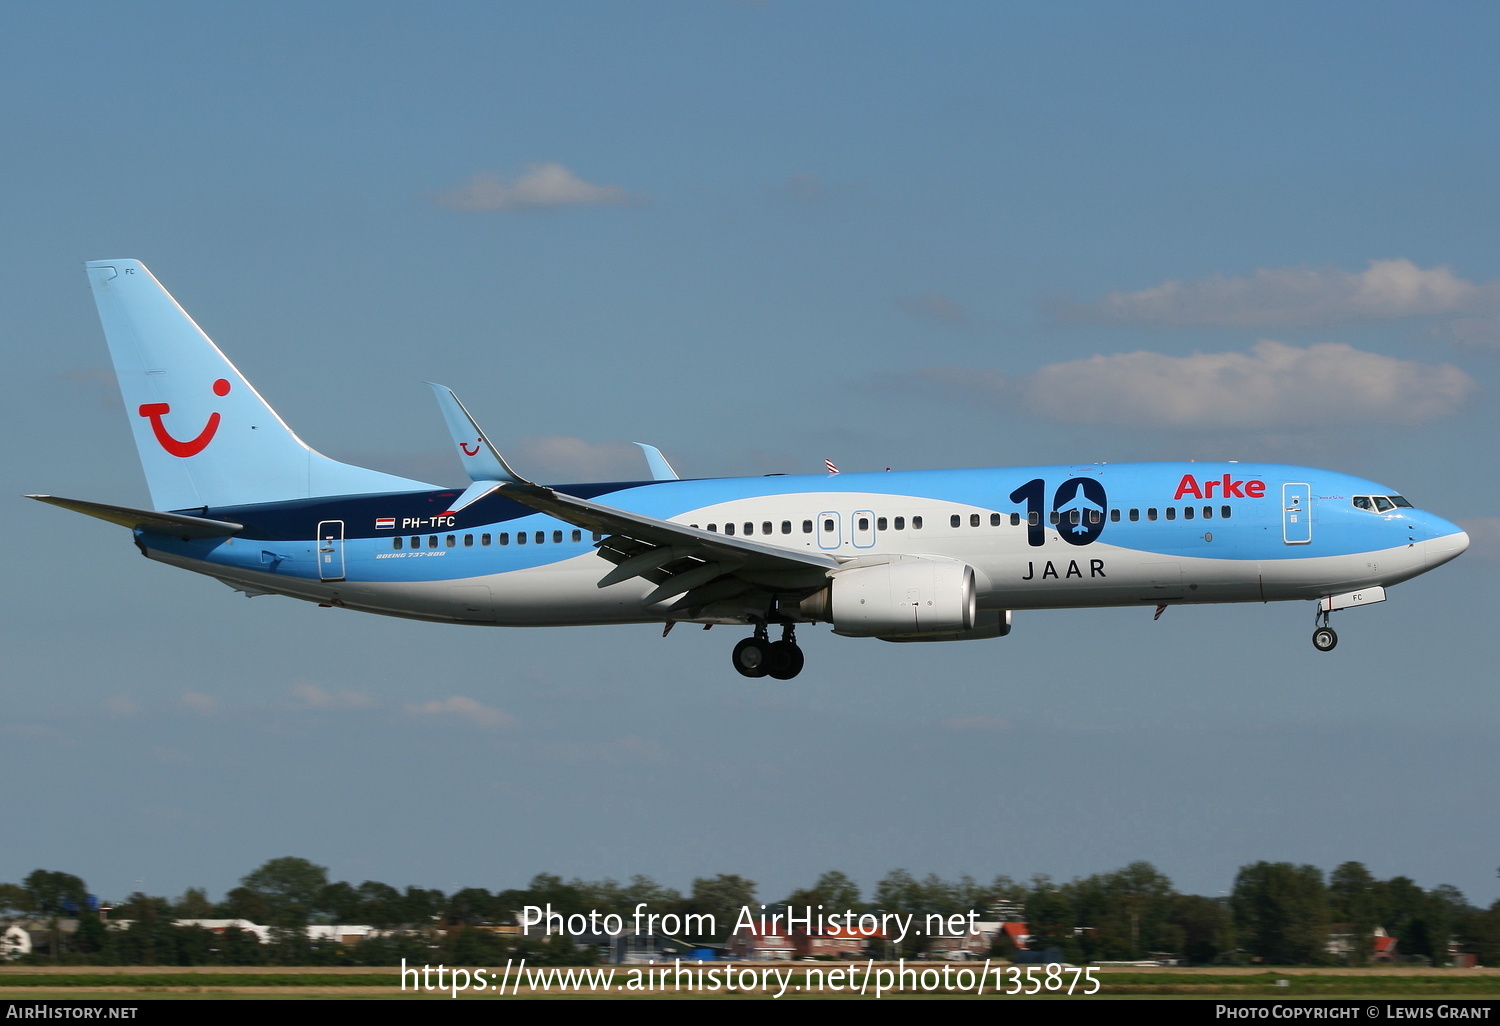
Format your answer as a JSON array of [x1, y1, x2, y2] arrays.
[[1390, 495, 1413, 508], [1373, 496, 1395, 512], [1353, 496, 1372, 511]]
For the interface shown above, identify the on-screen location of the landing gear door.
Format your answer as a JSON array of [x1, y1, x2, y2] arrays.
[[318, 520, 346, 580], [1282, 483, 1312, 545]]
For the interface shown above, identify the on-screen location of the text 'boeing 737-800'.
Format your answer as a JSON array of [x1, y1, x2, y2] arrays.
[[29, 260, 1470, 679]]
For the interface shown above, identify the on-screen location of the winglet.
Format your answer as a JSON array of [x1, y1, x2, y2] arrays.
[[634, 443, 680, 481], [425, 383, 527, 485]]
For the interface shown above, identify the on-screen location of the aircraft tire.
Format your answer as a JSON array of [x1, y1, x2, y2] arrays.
[[1312, 627, 1338, 652], [766, 641, 804, 680], [732, 637, 772, 678]]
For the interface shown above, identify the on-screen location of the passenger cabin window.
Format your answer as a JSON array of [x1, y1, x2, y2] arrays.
[[990, 513, 1001, 526], [970, 513, 981, 527], [781, 521, 792, 534], [1109, 509, 1120, 522], [393, 537, 402, 550], [725, 523, 736, 536], [1049, 512, 1060, 525], [1146, 509, 1157, 522], [1027, 512, 1038, 527], [1221, 506, 1231, 519], [517, 532, 526, 544], [913, 516, 924, 529], [464, 534, 474, 546], [894, 517, 906, 530], [534, 531, 544, 544], [428, 536, 438, 548], [1183, 507, 1194, 520], [1165, 508, 1176, 521], [823, 518, 834, 533], [1129, 509, 1139, 522], [553, 530, 563, 543], [707, 524, 717, 532], [571, 530, 581, 542], [763, 521, 773, 535], [802, 520, 813, 534], [950, 514, 961, 528], [859, 517, 870, 531], [1010, 513, 1020, 526], [481, 533, 491, 546], [499, 533, 509, 545], [878, 517, 888, 530]]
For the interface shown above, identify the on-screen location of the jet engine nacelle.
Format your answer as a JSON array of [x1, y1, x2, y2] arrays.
[[801, 557, 978, 638]]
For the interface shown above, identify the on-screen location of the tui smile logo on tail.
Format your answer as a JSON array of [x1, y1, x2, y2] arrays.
[[138, 378, 230, 457]]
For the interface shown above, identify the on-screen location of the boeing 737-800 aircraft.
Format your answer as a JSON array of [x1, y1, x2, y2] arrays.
[[30, 260, 1470, 679]]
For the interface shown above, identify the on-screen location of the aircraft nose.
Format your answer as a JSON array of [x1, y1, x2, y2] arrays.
[[1423, 516, 1469, 568]]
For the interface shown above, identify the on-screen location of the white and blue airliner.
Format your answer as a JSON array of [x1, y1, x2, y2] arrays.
[[30, 260, 1471, 679]]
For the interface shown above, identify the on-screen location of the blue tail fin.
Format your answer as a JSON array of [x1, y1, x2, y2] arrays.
[[86, 260, 436, 511]]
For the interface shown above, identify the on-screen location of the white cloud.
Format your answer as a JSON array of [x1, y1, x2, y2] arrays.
[[292, 682, 375, 709], [899, 292, 968, 324], [105, 696, 138, 717], [917, 340, 1474, 429], [434, 163, 634, 211], [181, 692, 217, 714], [1063, 259, 1496, 327], [1459, 517, 1500, 560], [405, 695, 516, 729], [515, 436, 660, 483]]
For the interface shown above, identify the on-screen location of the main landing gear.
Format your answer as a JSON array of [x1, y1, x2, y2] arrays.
[[732, 623, 805, 680], [1312, 608, 1338, 652]]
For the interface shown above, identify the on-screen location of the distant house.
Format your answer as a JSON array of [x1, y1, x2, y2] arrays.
[[1326, 924, 1398, 963], [728, 922, 794, 961], [173, 918, 272, 943], [796, 923, 883, 960], [1, 924, 32, 960]]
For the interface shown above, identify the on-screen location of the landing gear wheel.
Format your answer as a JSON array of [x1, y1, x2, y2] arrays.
[[1312, 626, 1338, 652], [732, 637, 772, 677], [766, 640, 805, 680]]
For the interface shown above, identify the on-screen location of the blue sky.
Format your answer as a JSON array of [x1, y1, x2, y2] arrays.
[[4, 2, 1499, 909]]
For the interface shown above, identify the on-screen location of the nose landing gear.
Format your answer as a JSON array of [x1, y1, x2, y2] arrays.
[[732, 623, 804, 679], [1312, 609, 1338, 652]]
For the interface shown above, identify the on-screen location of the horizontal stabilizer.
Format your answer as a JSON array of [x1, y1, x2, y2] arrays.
[[28, 494, 242, 538]]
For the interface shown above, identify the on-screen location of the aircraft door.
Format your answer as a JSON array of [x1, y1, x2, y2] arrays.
[[1282, 483, 1312, 545], [852, 509, 876, 548], [317, 520, 346, 580], [818, 511, 842, 550]]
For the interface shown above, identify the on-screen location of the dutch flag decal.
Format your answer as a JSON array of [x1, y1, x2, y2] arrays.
[[375, 518, 395, 530]]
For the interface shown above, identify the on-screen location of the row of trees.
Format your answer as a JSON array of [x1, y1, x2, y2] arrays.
[[4, 860, 1499, 966]]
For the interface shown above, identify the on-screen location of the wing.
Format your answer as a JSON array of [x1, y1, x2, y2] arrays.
[[427, 384, 842, 614], [499, 480, 842, 609]]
